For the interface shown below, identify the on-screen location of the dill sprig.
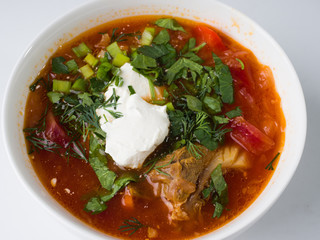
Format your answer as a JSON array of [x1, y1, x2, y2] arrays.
[[25, 135, 61, 154], [53, 94, 105, 141], [153, 155, 174, 177], [119, 217, 146, 236], [265, 152, 280, 170], [110, 28, 142, 42]]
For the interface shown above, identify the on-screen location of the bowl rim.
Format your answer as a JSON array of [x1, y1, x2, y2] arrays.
[[1, 0, 307, 239]]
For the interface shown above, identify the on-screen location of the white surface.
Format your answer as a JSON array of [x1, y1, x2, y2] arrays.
[[0, 1, 318, 240]]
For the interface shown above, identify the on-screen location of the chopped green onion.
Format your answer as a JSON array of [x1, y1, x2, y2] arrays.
[[65, 59, 78, 74], [151, 100, 166, 105], [141, 27, 155, 46], [107, 42, 123, 58], [128, 85, 136, 95], [166, 102, 175, 111], [71, 78, 87, 92], [148, 79, 156, 100], [163, 89, 169, 99], [236, 58, 245, 70], [84, 53, 99, 67], [131, 50, 138, 60], [72, 42, 91, 58], [112, 54, 130, 67], [52, 80, 72, 93], [79, 64, 94, 79], [47, 91, 63, 103]]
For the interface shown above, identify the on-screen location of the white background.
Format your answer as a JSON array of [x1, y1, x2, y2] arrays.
[[0, 0, 319, 239]]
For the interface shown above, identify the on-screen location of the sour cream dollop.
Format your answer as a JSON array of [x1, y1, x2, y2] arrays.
[[96, 63, 170, 169]]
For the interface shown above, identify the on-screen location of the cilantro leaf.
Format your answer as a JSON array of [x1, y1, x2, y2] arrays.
[[131, 54, 157, 70], [166, 58, 203, 84], [155, 18, 186, 32], [101, 174, 138, 202], [137, 44, 169, 59], [89, 137, 116, 191], [213, 115, 229, 124], [52, 56, 69, 74], [181, 38, 196, 54], [184, 95, 202, 112], [212, 53, 234, 104], [211, 164, 228, 206], [153, 29, 170, 44], [85, 135, 138, 214], [78, 92, 94, 106], [212, 202, 224, 218], [90, 78, 108, 92], [159, 43, 177, 68], [203, 96, 222, 114], [225, 106, 242, 118], [168, 110, 185, 137], [84, 197, 107, 214], [182, 51, 204, 64]]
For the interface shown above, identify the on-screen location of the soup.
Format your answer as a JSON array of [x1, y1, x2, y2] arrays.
[[23, 16, 285, 239]]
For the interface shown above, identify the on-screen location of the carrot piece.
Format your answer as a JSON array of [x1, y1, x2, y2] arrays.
[[121, 187, 134, 208]]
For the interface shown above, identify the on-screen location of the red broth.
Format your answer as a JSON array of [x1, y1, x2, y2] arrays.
[[24, 16, 285, 239]]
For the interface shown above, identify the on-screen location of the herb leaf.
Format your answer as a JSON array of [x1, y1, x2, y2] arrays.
[[225, 106, 242, 118], [212, 53, 234, 104], [52, 57, 69, 74], [153, 29, 170, 44], [101, 174, 138, 202], [131, 54, 157, 70], [138, 44, 169, 59], [211, 164, 228, 205], [184, 95, 202, 112], [119, 217, 146, 236], [89, 137, 116, 191], [202, 164, 229, 218], [155, 18, 186, 32], [90, 78, 109, 92], [166, 58, 203, 84], [203, 96, 221, 114], [84, 197, 107, 214]]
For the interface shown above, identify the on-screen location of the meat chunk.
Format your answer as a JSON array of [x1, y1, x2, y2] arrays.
[[147, 145, 249, 222]]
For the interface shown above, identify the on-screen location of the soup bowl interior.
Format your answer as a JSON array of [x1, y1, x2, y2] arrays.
[[2, 0, 306, 239]]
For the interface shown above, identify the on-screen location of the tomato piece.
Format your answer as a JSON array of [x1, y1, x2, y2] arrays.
[[229, 116, 275, 155], [45, 111, 70, 147], [193, 25, 227, 53]]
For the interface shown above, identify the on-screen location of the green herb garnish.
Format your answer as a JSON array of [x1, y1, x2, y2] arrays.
[[202, 164, 229, 218], [153, 29, 170, 44], [225, 106, 242, 118], [236, 58, 245, 70], [119, 217, 146, 236], [155, 18, 186, 32], [265, 152, 280, 170], [110, 28, 142, 42], [52, 56, 69, 74]]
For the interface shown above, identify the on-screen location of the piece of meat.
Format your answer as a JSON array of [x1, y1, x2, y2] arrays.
[[147, 144, 249, 222]]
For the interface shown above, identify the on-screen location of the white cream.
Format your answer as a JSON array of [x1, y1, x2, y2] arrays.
[[96, 63, 170, 169]]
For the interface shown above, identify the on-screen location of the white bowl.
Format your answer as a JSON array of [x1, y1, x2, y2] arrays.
[[1, 0, 306, 239]]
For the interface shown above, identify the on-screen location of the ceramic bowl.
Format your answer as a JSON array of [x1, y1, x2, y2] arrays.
[[2, 0, 306, 239]]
